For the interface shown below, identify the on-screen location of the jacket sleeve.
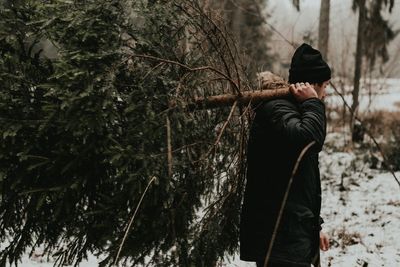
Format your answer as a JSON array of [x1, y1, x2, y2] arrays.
[[319, 216, 324, 231], [260, 97, 326, 150]]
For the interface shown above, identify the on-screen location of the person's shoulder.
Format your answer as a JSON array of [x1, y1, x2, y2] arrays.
[[254, 98, 298, 120], [259, 97, 297, 113]]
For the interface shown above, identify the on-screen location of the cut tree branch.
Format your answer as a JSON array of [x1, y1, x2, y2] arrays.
[[172, 87, 289, 110]]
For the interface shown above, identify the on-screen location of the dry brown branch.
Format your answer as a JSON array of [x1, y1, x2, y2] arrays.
[[142, 62, 165, 81], [166, 116, 173, 178], [193, 2, 242, 92], [201, 100, 238, 162], [177, 2, 242, 94], [177, 87, 289, 110], [263, 141, 317, 267], [212, 100, 238, 148], [114, 176, 157, 266]]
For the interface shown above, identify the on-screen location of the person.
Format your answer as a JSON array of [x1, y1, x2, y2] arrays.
[[239, 43, 331, 267]]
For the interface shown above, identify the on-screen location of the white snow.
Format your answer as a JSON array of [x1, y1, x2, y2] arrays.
[[318, 133, 400, 267]]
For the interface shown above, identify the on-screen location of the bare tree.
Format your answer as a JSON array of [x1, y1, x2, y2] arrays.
[[351, 0, 397, 142], [318, 0, 330, 60], [351, 0, 366, 142]]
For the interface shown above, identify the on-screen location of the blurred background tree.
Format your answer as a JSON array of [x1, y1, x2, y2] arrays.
[[351, 0, 397, 142]]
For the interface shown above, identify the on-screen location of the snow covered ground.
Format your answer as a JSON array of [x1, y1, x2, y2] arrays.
[[318, 133, 400, 267]]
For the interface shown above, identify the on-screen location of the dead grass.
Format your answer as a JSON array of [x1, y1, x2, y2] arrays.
[[336, 227, 362, 249]]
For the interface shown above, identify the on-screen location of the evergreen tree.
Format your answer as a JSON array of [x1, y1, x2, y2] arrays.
[[0, 0, 252, 266]]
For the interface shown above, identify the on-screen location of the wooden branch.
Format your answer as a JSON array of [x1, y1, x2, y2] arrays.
[[114, 176, 157, 266], [166, 116, 173, 178], [206, 100, 238, 156], [263, 141, 316, 267], [173, 87, 290, 110]]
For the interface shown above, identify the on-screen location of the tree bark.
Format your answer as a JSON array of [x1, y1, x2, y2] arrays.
[[318, 0, 330, 60], [351, 0, 366, 142], [170, 87, 290, 110]]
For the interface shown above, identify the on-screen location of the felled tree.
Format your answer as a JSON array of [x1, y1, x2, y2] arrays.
[[0, 0, 273, 266]]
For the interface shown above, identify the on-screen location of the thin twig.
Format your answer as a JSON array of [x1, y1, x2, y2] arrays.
[[166, 115, 173, 178], [205, 100, 238, 158], [263, 141, 316, 267], [114, 176, 157, 266], [142, 62, 165, 81], [130, 54, 240, 93], [177, 2, 237, 93], [193, 2, 242, 93]]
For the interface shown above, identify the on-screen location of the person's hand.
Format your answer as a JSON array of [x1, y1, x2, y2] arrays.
[[289, 82, 318, 102], [319, 231, 330, 251]]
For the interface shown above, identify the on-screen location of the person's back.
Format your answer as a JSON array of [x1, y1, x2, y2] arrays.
[[240, 43, 331, 267]]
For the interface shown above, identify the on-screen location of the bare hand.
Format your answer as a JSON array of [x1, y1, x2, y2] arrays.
[[289, 82, 318, 102], [320, 231, 330, 251]]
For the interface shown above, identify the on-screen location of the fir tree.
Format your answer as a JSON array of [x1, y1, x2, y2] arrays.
[[0, 0, 269, 266]]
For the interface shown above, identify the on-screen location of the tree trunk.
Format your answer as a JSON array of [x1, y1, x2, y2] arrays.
[[351, 0, 366, 142], [170, 87, 290, 110], [318, 0, 330, 60]]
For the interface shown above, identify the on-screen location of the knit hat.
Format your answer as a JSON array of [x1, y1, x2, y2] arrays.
[[288, 43, 331, 84]]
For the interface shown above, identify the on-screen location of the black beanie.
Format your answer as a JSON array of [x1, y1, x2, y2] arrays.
[[288, 43, 331, 84]]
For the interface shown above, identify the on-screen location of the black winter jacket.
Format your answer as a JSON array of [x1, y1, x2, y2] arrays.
[[239, 96, 326, 265]]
